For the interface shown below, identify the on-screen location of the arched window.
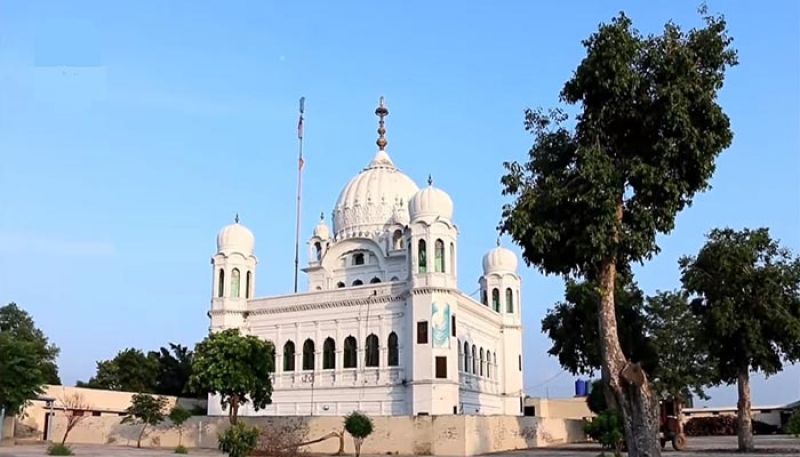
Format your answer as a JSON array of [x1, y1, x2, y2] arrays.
[[353, 253, 365, 265], [365, 334, 379, 367], [506, 288, 514, 313], [245, 271, 252, 299], [283, 341, 295, 372], [217, 269, 225, 298], [343, 336, 357, 368], [479, 348, 485, 376], [449, 242, 455, 274], [390, 276, 399, 281], [487, 351, 491, 379], [471, 345, 477, 374], [352, 279, 363, 286], [434, 239, 445, 273], [337, 281, 345, 288], [492, 288, 500, 312], [323, 338, 335, 369], [463, 341, 470, 373], [370, 277, 381, 284], [231, 268, 241, 298], [388, 332, 399, 367], [481, 289, 488, 306], [314, 242, 322, 261], [418, 240, 427, 273], [302, 339, 315, 370], [458, 341, 463, 372], [393, 230, 403, 250]]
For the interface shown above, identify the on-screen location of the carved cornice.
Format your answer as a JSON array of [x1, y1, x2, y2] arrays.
[[247, 293, 404, 316]]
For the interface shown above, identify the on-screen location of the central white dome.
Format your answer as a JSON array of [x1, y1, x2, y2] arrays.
[[333, 151, 419, 239]]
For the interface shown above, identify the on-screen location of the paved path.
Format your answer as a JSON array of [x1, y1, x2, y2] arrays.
[[1, 436, 798, 456]]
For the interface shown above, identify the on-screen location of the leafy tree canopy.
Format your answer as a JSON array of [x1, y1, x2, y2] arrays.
[[190, 329, 274, 423], [543, 280, 713, 402], [500, 12, 737, 279], [78, 343, 199, 397], [152, 344, 197, 397], [0, 332, 45, 414], [542, 272, 656, 376], [0, 303, 60, 385], [644, 289, 715, 401], [680, 228, 800, 382], [78, 348, 158, 393]]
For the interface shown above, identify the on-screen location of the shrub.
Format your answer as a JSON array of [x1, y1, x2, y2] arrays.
[[174, 445, 188, 454], [47, 443, 74, 456], [785, 409, 800, 437], [583, 410, 623, 455], [344, 412, 373, 457], [219, 422, 259, 457]]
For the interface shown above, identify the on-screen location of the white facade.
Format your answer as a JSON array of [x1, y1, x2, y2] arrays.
[[207, 100, 524, 417]]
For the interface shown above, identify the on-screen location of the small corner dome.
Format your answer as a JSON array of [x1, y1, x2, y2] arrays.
[[313, 218, 330, 240], [482, 245, 518, 275], [409, 182, 453, 222], [216, 220, 255, 254]]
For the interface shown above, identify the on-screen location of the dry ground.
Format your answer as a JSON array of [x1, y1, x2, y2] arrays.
[[1, 436, 799, 457]]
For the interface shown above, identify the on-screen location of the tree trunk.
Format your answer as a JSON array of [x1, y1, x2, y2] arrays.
[[353, 437, 363, 457], [335, 429, 345, 455], [737, 369, 754, 451], [137, 424, 147, 449], [597, 253, 661, 457], [230, 395, 240, 425]]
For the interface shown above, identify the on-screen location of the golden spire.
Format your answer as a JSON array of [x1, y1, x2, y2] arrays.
[[375, 96, 389, 151]]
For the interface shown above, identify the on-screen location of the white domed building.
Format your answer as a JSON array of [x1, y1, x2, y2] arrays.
[[208, 100, 523, 417]]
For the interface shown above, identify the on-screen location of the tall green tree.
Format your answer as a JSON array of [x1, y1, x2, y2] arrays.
[[500, 11, 736, 455], [0, 303, 61, 414], [0, 303, 60, 385], [190, 329, 274, 424], [152, 344, 196, 397], [680, 228, 800, 451], [543, 282, 712, 412], [644, 290, 713, 405], [542, 272, 657, 377], [77, 348, 158, 392], [0, 333, 44, 415]]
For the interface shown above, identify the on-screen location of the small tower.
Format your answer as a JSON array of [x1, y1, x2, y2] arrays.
[[407, 175, 457, 289], [306, 213, 330, 291], [480, 241, 523, 415], [406, 175, 460, 415], [210, 215, 257, 332]]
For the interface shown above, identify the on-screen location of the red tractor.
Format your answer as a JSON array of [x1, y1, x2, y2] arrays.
[[659, 398, 688, 450]]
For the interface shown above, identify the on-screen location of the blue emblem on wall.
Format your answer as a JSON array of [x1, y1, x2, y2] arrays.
[[432, 302, 451, 348]]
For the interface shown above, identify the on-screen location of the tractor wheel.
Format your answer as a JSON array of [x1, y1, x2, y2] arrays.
[[672, 433, 688, 451]]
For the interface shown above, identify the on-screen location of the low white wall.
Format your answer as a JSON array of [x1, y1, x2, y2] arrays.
[[48, 415, 586, 456]]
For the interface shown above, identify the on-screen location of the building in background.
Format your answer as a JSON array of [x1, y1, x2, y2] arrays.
[[207, 100, 524, 416], [14, 385, 205, 442]]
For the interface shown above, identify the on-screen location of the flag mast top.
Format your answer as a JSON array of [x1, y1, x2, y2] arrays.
[[293, 97, 305, 293]]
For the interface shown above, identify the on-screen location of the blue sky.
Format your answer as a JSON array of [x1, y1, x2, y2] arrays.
[[1, 1, 798, 407]]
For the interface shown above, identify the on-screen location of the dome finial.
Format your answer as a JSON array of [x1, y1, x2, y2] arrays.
[[235, 213, 240, 224], [319, 212, 324, 221], [375, 96, 389, 151], [496, 236, 500, 247], [427, 174, 433, 186]]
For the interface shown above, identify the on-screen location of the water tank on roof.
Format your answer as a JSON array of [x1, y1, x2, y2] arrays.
[[575, 379, 587, 397]]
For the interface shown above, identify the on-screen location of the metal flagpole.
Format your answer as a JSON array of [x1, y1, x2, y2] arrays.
[[293, 97, 305, 293]]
